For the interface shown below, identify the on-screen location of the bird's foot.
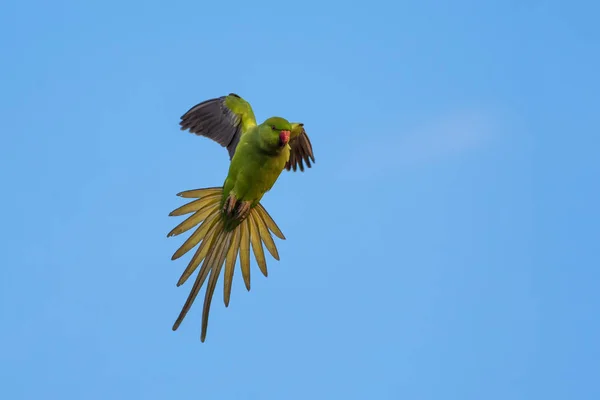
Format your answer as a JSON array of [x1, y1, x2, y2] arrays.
[[223, 195, 237, 214], [223, 194, 251, 222], [234, 201, 251, 221]]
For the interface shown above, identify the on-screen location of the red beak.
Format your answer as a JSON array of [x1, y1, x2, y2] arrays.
[[279, 130, 290, 146]]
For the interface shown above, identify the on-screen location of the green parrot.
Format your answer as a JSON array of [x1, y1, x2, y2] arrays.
[[168, 93, 315, 342]]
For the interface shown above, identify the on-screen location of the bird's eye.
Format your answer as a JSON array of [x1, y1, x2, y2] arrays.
[[271, 125, 276, 130]]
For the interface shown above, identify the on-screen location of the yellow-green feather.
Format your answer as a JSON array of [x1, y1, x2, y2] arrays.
[[169, 113, 295, 341], [223, 227, 241, 307], [249, 212, 268, 277], [239, 218, 252, 291], [169, 186, 289, 341]]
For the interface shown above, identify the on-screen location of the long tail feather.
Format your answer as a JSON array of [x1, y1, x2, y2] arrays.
[[239, 219, 251, 291], [176, 187, 222, 198], [172, 223, 224, 331], [176, 214, 221, 285], [256, 204, 286, 240], [248, 213, 268, 277], [167, 204, 218, 238], [168, 187, 286, 342], [253, 211, 280, 260], [224, 227, 241, 307], [168, 193, 221, 217], [171, 211, 220, 261], [200, 232, 231, 342]]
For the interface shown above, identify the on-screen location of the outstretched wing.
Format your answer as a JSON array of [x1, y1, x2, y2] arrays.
[[179, 93, 257, 159], [285, 123, 316, 172]]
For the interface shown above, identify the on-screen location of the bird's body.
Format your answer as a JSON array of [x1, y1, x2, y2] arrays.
[[168, 93, 315, 341], [223, 121, 290, 207]]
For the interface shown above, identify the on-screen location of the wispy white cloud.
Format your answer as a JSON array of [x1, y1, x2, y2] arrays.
[[392, 110, 495, 165], [342, 109, 497, 180]]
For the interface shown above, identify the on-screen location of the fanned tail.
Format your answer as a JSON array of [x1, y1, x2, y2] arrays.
[[167, 187, 286, 342]]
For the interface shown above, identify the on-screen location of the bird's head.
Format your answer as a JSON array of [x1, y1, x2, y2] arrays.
[[261, 117, 292, 150]]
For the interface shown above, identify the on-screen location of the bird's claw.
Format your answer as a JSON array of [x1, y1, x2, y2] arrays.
[[223, 194, 251, 221]]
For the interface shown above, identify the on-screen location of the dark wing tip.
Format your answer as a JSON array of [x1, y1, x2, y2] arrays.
[[285, 129, 315, 172], [177, 96, 243, 155]]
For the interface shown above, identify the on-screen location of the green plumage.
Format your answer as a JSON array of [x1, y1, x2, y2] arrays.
[[223, 118, 291, 202], [168, 93, 315, 342]]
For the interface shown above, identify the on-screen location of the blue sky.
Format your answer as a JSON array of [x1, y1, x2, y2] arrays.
[[1, 0, 598, 398]]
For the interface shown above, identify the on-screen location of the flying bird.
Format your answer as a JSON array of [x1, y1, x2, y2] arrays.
[[168, 93, 315, 341]]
